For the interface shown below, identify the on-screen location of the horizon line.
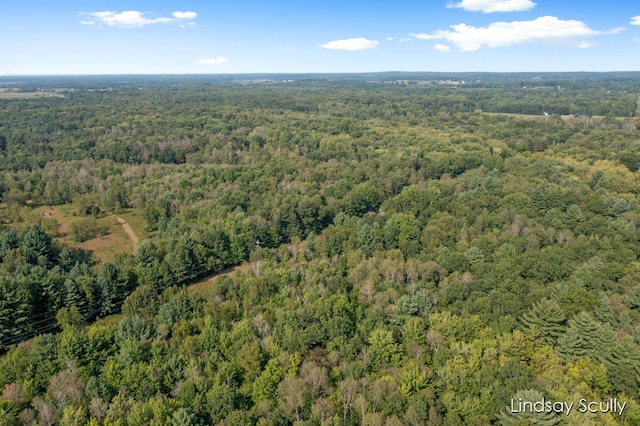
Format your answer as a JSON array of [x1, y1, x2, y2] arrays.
[[2, 70, 640, 78]]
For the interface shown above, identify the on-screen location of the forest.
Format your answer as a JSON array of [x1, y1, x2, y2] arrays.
[[0, 72, 639, 425]]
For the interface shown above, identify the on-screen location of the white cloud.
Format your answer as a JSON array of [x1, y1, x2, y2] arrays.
[[632, 16, 640, 26], [196, 57, 229, 66], [319, 37, 379, 50], [577, 41, 593, 48], [411, 16, 612, 51], [434, 44, 451, 52], [80, 10, 197, 28], [387, 37, 412, 42], [447, 0, 536, 13], [173, 11, 197, 19]]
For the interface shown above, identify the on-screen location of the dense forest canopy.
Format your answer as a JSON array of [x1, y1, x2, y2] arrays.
[[0, 73, 639, 424]]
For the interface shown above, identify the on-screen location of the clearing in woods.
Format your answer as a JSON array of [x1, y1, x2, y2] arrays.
[[35, 205, 140, 262], [112, 215, 139, 252]]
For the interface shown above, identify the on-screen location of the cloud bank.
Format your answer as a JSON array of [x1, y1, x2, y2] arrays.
[[80, 10, 197, 28], [411, 16, 613, 51], [632, 16, 640, 26], [319, 37, 379, 50], [447, 0, 536, 13]]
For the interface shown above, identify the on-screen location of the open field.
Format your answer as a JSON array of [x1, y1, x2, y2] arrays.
[[481, 110, 638, 123], [0, 91, 65, 99], [116, 208, 151, 241], [31, 204, 139, 262]]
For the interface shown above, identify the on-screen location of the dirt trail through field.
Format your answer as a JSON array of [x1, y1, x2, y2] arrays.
[[111, 214, 139, 252]]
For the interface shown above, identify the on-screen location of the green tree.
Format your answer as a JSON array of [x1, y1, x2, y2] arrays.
[[556, 312, 601, 362], [522, 299, 566, 346], [252, 358, 282, 405], [69, 217, 98, 242], [122, 285, 159, 320], [368, 327, 401, 368]]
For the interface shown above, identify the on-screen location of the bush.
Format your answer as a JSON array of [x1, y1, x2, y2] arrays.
[[69, 217, 98, 242]]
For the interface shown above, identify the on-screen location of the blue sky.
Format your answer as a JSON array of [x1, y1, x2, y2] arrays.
[[1, 0, 640, 74]]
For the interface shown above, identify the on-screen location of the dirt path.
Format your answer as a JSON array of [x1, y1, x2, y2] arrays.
[[112, 214, 139, 252]]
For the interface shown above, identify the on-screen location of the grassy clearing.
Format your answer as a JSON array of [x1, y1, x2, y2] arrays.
[[116, 208, 151, 240], [480, 111, 546, 120], [77, 216, 132, 262], [29, 204, 138, 263], [481, 110, 638, 123], [0, 92, 65, 99]]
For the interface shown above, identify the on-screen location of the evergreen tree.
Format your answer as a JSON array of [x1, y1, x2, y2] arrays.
[[593, 323, 617, 366], [623, 285, 640, 309], [0, 276, 34, 346], [63, 278, 86, 320], [606, 336, 640, 395], [562, 204, 585, 227], [19, 224, 53, 264], [393, 290, 433, 325], [252, 358, 282, 405], [522, 299, 566, 346], [593, 292, 614, 324], [96, 262, 128, 316], [556, 311, 601, 362]]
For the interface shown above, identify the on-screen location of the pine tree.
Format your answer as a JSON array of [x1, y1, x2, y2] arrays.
[[593, 292, 614, 324], [63, 279, 86, 321], [19, 224, 52, 264], [570, 256, 603, 288], [522, 299, 566, 345], [562, 204, 585, 227], [394, 290, 433, 325], [623, 285, 640, 309], [0, 276, 34, 345], [556, 311, 601, 362], [168, 234, 200, 284], [609, 336, 640, 371], [607, 336, 640, 396], [97, 262, 128, 316], [593, 323, 617, 366], [41, 267, 65, 318]]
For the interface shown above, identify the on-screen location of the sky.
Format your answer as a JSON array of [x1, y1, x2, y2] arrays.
[[1, 0, 640, 74]]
